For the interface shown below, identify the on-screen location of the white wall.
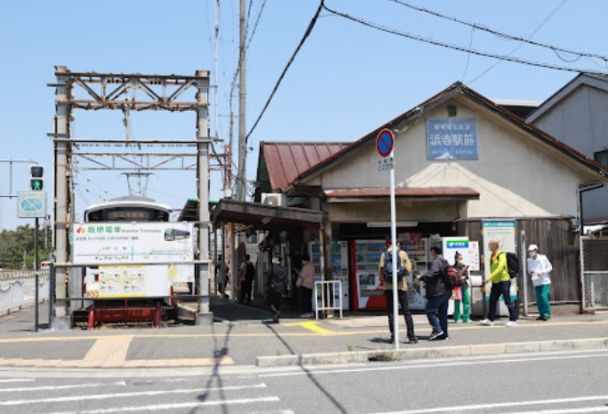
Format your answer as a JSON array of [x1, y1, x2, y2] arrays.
[[319, 96, 600, 220]]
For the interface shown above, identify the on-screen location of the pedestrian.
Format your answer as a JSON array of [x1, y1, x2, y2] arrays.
[[296, 254, 315, 317], [421, 246, 451, 340], [380, 241, 417, 344], [452, 251, 470, 323], [480, 240, 517, 327], [215, 254, 229, 299], [266, 255, 287, 323], [239, 254, 256, 305], [527, 244, 553, 321]]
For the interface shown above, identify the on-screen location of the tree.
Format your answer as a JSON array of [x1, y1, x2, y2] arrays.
[[0, 225, 51, 270]]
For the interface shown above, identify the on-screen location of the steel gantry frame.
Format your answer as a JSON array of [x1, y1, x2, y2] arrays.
[[49, 66, 214, 326]]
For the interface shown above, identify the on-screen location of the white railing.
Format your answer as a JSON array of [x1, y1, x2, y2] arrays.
[[314, 280, 343, 320], [0, 272, 50, 316], [0, 280, 23, 315]]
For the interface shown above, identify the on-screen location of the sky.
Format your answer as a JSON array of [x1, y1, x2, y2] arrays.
[[1, 0, 607, 229]]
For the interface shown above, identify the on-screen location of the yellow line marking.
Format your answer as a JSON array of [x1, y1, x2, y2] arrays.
[[0, 357, 234, 368], [83, 336, 133, 367], [283, 321, 334, 335], [0, 320, 606, 344]]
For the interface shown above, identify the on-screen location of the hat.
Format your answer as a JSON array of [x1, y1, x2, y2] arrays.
[[528, 244, 539, 252]]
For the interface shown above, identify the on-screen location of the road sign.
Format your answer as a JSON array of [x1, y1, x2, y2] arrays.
[[376, 128, 395, 158], [377, 157, 394, 171], [17, 191, 46, 218]]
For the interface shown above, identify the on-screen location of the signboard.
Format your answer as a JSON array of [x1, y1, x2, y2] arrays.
[[427, 118, 478, 160], [75, 222, 195, 299], [72, 222, 194, 265], [377, 157, 394, 171], [17, 191, 46, 218], [442, 237, 470, 266], [468, 241, 480, 271], [376, 128, 395, 158]]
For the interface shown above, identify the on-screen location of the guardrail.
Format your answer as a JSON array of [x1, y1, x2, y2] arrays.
[[0, 272, 50, 316], [314, 280, 343, 320]]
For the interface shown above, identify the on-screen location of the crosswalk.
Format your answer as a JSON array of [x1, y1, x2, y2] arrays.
[[0, 376, 294, 414]]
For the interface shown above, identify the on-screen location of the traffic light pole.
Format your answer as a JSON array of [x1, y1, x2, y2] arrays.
[[34, 217, 39, 332]]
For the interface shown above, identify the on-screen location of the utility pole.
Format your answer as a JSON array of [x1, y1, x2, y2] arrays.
[[237, 0, 247, 201]]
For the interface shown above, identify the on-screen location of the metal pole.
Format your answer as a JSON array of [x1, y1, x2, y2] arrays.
[[49, 262, 55, 329], [9, 161, 13, 196], [520, 229, 528, 317], [34, 218, 39, 332], [389, 149, 399, 351], [195, 71, 211, 318], [237, 0, 247, 201], [54, 66, 71, 324]]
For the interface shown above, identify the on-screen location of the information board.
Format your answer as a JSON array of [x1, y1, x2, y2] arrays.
[[427, 118, 478, 160], [73, 222, 194, 265]]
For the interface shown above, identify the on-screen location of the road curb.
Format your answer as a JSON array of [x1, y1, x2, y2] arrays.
[[255, 337, 608, 367]]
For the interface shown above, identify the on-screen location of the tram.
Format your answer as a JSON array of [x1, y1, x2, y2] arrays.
[[75, 196, 195, 328]]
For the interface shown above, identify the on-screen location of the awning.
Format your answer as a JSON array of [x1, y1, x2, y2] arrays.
[[211, 198, 324, 230], [324, 187, 480, 203]]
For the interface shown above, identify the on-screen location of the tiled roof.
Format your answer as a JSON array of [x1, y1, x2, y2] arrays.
[[261, 141, 349, 191]]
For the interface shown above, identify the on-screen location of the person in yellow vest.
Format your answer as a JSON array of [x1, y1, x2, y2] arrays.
[[480, 240, 517, 327], [379, 241, 417, 344]]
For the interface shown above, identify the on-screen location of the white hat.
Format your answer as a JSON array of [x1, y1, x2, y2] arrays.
[[528, 244, 539, 252]]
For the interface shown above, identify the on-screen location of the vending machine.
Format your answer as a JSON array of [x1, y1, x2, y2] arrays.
[[350, 240, 386, 311]]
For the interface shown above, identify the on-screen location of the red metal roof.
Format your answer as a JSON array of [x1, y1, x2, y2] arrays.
[[324, 187, 480, 200], [262, 142, 350, 191]]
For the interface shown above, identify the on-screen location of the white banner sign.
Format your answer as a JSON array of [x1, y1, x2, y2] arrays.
[[72, 222, 194, 265]]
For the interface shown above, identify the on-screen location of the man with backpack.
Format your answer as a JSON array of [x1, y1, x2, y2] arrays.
[[480, 239, 518, 327], [379, 241, 417, 344], [239, 254, 255, 305], [420, 246, 452, 341]]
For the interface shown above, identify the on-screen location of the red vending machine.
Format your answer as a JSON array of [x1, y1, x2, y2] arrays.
[[350, 239, 387, 311]]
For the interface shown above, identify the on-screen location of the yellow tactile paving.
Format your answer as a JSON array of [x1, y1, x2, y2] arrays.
[[284, 321, 335, 334], [83, 336, 133, 367]]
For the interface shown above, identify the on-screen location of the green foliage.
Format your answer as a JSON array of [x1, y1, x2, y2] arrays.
[[0, 225, 51, 269]]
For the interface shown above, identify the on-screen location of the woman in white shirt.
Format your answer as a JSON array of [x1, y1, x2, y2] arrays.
[[527, 244, 553, 321]]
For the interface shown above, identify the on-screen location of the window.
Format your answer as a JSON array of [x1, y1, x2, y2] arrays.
[[594, 149, 608, 168]]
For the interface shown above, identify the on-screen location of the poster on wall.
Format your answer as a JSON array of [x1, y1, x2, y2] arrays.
[[426, 118, 478, 160], [481, 219, 517, 305], [468, 241, 480, 271], [441, 237, 470, 266]]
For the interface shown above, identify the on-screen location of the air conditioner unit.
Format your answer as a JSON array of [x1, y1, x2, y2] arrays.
[[261, 193, 286, 207]]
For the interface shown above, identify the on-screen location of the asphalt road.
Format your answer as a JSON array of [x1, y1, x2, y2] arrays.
[[1, 348, 607, 413]]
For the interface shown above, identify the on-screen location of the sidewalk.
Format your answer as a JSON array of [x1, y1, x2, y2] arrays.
[[0, 298, 607, 369]]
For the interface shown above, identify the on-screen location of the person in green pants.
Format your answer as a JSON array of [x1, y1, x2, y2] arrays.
[[527, 244, 553, 321], [452, 252, 471, 323]]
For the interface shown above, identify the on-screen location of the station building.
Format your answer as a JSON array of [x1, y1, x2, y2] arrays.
[[215, 82, 608, 313]]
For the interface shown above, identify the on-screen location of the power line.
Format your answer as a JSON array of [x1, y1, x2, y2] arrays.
[[246, 0, 267, 51], [387, 0, 607, 63], [245, 0, 325, 143], [467, 0, 568, 84], [322, 3, 607, 76]]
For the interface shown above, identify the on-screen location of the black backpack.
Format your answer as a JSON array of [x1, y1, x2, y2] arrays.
[[384, 248, 406, 281], [502, 252, 519, 279]]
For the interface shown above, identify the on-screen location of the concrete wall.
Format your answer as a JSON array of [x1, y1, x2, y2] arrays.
[[531, 84, 608, 224], [328, 199, 464, 223], [319, 96, 601, 221]]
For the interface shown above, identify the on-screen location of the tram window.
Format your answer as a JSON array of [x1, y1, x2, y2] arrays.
[[86, 207, 169, 222]]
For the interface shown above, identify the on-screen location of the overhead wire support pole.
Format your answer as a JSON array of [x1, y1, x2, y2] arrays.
[[237, 0, 248, 201]]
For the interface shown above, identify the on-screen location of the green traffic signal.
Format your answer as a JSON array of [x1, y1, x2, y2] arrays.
[[30, 178, 43, 191]]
